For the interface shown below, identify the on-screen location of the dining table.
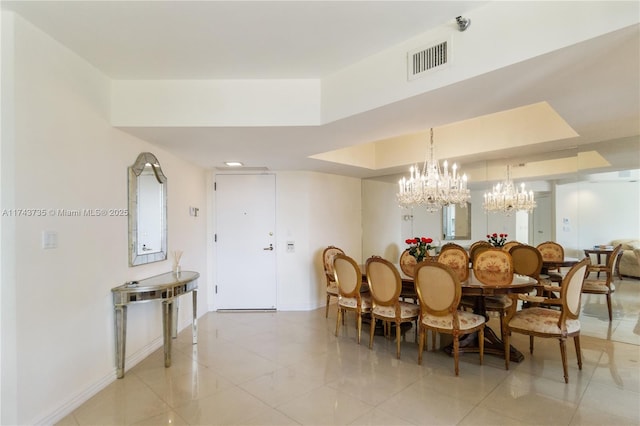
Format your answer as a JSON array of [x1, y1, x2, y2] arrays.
[[541, 256, 581, 276], [363, 265, 537, 362], [434, 270, 536, 362]]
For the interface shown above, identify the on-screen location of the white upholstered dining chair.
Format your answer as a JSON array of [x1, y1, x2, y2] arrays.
[[505, 259, 590, 383], [322, 246, 344, 318], [333, 253, 371, 344], [414, 261, 486, 376], [366, 256, 419, 359]]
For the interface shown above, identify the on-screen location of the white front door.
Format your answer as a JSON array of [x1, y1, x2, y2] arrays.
[[215, 174, 277, 310]]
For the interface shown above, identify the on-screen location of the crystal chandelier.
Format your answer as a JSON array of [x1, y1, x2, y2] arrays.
[[397, 128, 470, 212], [483, 165, 536, 215]]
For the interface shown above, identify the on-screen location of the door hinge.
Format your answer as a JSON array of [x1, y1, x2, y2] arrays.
[[214, 234, 217, 242], [214, 182, 217, 191], [215, 285, 218, 294]]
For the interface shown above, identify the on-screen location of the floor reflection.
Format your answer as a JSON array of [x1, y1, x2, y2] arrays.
[[57, 276, 640, 426]]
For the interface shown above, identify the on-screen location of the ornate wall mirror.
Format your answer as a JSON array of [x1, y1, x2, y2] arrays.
[[442, 202, 471, 240], [128, 152, 167, 266]]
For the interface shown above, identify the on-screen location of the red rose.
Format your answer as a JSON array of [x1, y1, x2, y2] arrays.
[[405, 239, 412, 244], [425, 238, 433, 244], [499, 233, 504, 238], [492, 233, 498, 237], [421, 237, 428, 243], [486, 234, 490, 238]]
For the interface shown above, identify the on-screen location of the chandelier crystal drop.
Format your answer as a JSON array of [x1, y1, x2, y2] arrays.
[[396, 128, 470, 213], [483, 165, 536, 215]]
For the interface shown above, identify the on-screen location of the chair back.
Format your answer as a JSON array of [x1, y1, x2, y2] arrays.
[[469, 241, 492, 265], [510, 244, 543, 280], [366, 256, 402, 307], [333, 254, 362, 298], [608, 244, 623, 273], [399, 249, 417, 278], [536, 241, 564, 262], [437, 246, 469, 282], [440, 242, 465, 252], [414, 262, 461, 316], [473, 248, 514, 285], [503, 241, 521, 252], [323, 246, 345, 283], [560, 259, 590, 320]]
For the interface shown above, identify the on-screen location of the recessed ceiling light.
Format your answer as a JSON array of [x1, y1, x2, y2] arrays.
[[224, 162, 243, 167]]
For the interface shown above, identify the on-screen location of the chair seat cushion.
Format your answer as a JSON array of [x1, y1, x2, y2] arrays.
[[582, 280, 615, 293], [338, 295, 371, 309], [327, 284, 339, 295], [484, 295, 513, 310], [421, 310, 485, 330], [372, 302, 419, 319], [508, 307, 580, 335]]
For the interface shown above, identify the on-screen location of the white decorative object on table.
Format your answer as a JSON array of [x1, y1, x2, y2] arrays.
[[173, 250, 183, 276]]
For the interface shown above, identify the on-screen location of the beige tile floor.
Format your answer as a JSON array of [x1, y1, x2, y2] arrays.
[[58, 276, 640, 425]]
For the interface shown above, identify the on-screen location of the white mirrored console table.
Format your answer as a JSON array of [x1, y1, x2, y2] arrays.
[[111, 271, 199, 378]]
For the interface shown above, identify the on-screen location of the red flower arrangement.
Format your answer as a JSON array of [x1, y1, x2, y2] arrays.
[[487, 233, 508, 247], [405, 237, 434, 262]]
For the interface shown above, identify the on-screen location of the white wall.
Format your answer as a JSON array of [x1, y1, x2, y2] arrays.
[[111, 79, 321, 127], [362, 180, 402, 262], [1, 13, 209, 425], [557, 179, 640, 257], [275, 171, 361, 311]]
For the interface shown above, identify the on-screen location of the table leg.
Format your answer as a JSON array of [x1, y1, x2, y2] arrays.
[[192, 289, 198, 344], [171, 298, 179, 339], [162, 300, 173, 368], [443, 295, 525, 363], [114, 305, 127, 379], [444, 327, 525, 362]]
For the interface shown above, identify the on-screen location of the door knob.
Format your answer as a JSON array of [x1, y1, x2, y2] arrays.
[[263, 244, 274, 251]]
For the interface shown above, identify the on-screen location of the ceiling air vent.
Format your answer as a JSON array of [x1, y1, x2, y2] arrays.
[[407, 39, 450, 81]]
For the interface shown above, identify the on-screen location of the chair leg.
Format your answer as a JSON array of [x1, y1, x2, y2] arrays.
[[559, 337, 569, 383], [396, 322, 401, 359], [335, 307, 342, 337], [418, 327, 424, 365], [606, 293, 613, 321], [574, 335, 583, 370], [504, 326, 510, 370], [326, 294, 331, 318], [356, 313, 362, 344], [478, 327, 484, 366], [453, 334, 460, 376], [369, 317, 375, 349], [432, 330, 436, 351]]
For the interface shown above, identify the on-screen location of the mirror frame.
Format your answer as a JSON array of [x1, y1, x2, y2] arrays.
[[128, 152, 168, 266], [442, 202, 472, 240]]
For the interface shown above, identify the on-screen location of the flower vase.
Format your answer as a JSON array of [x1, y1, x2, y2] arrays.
[[173, 263, 181, 277]]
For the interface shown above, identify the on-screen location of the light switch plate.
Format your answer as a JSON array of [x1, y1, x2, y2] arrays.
[[42, 230, 58, 249]]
